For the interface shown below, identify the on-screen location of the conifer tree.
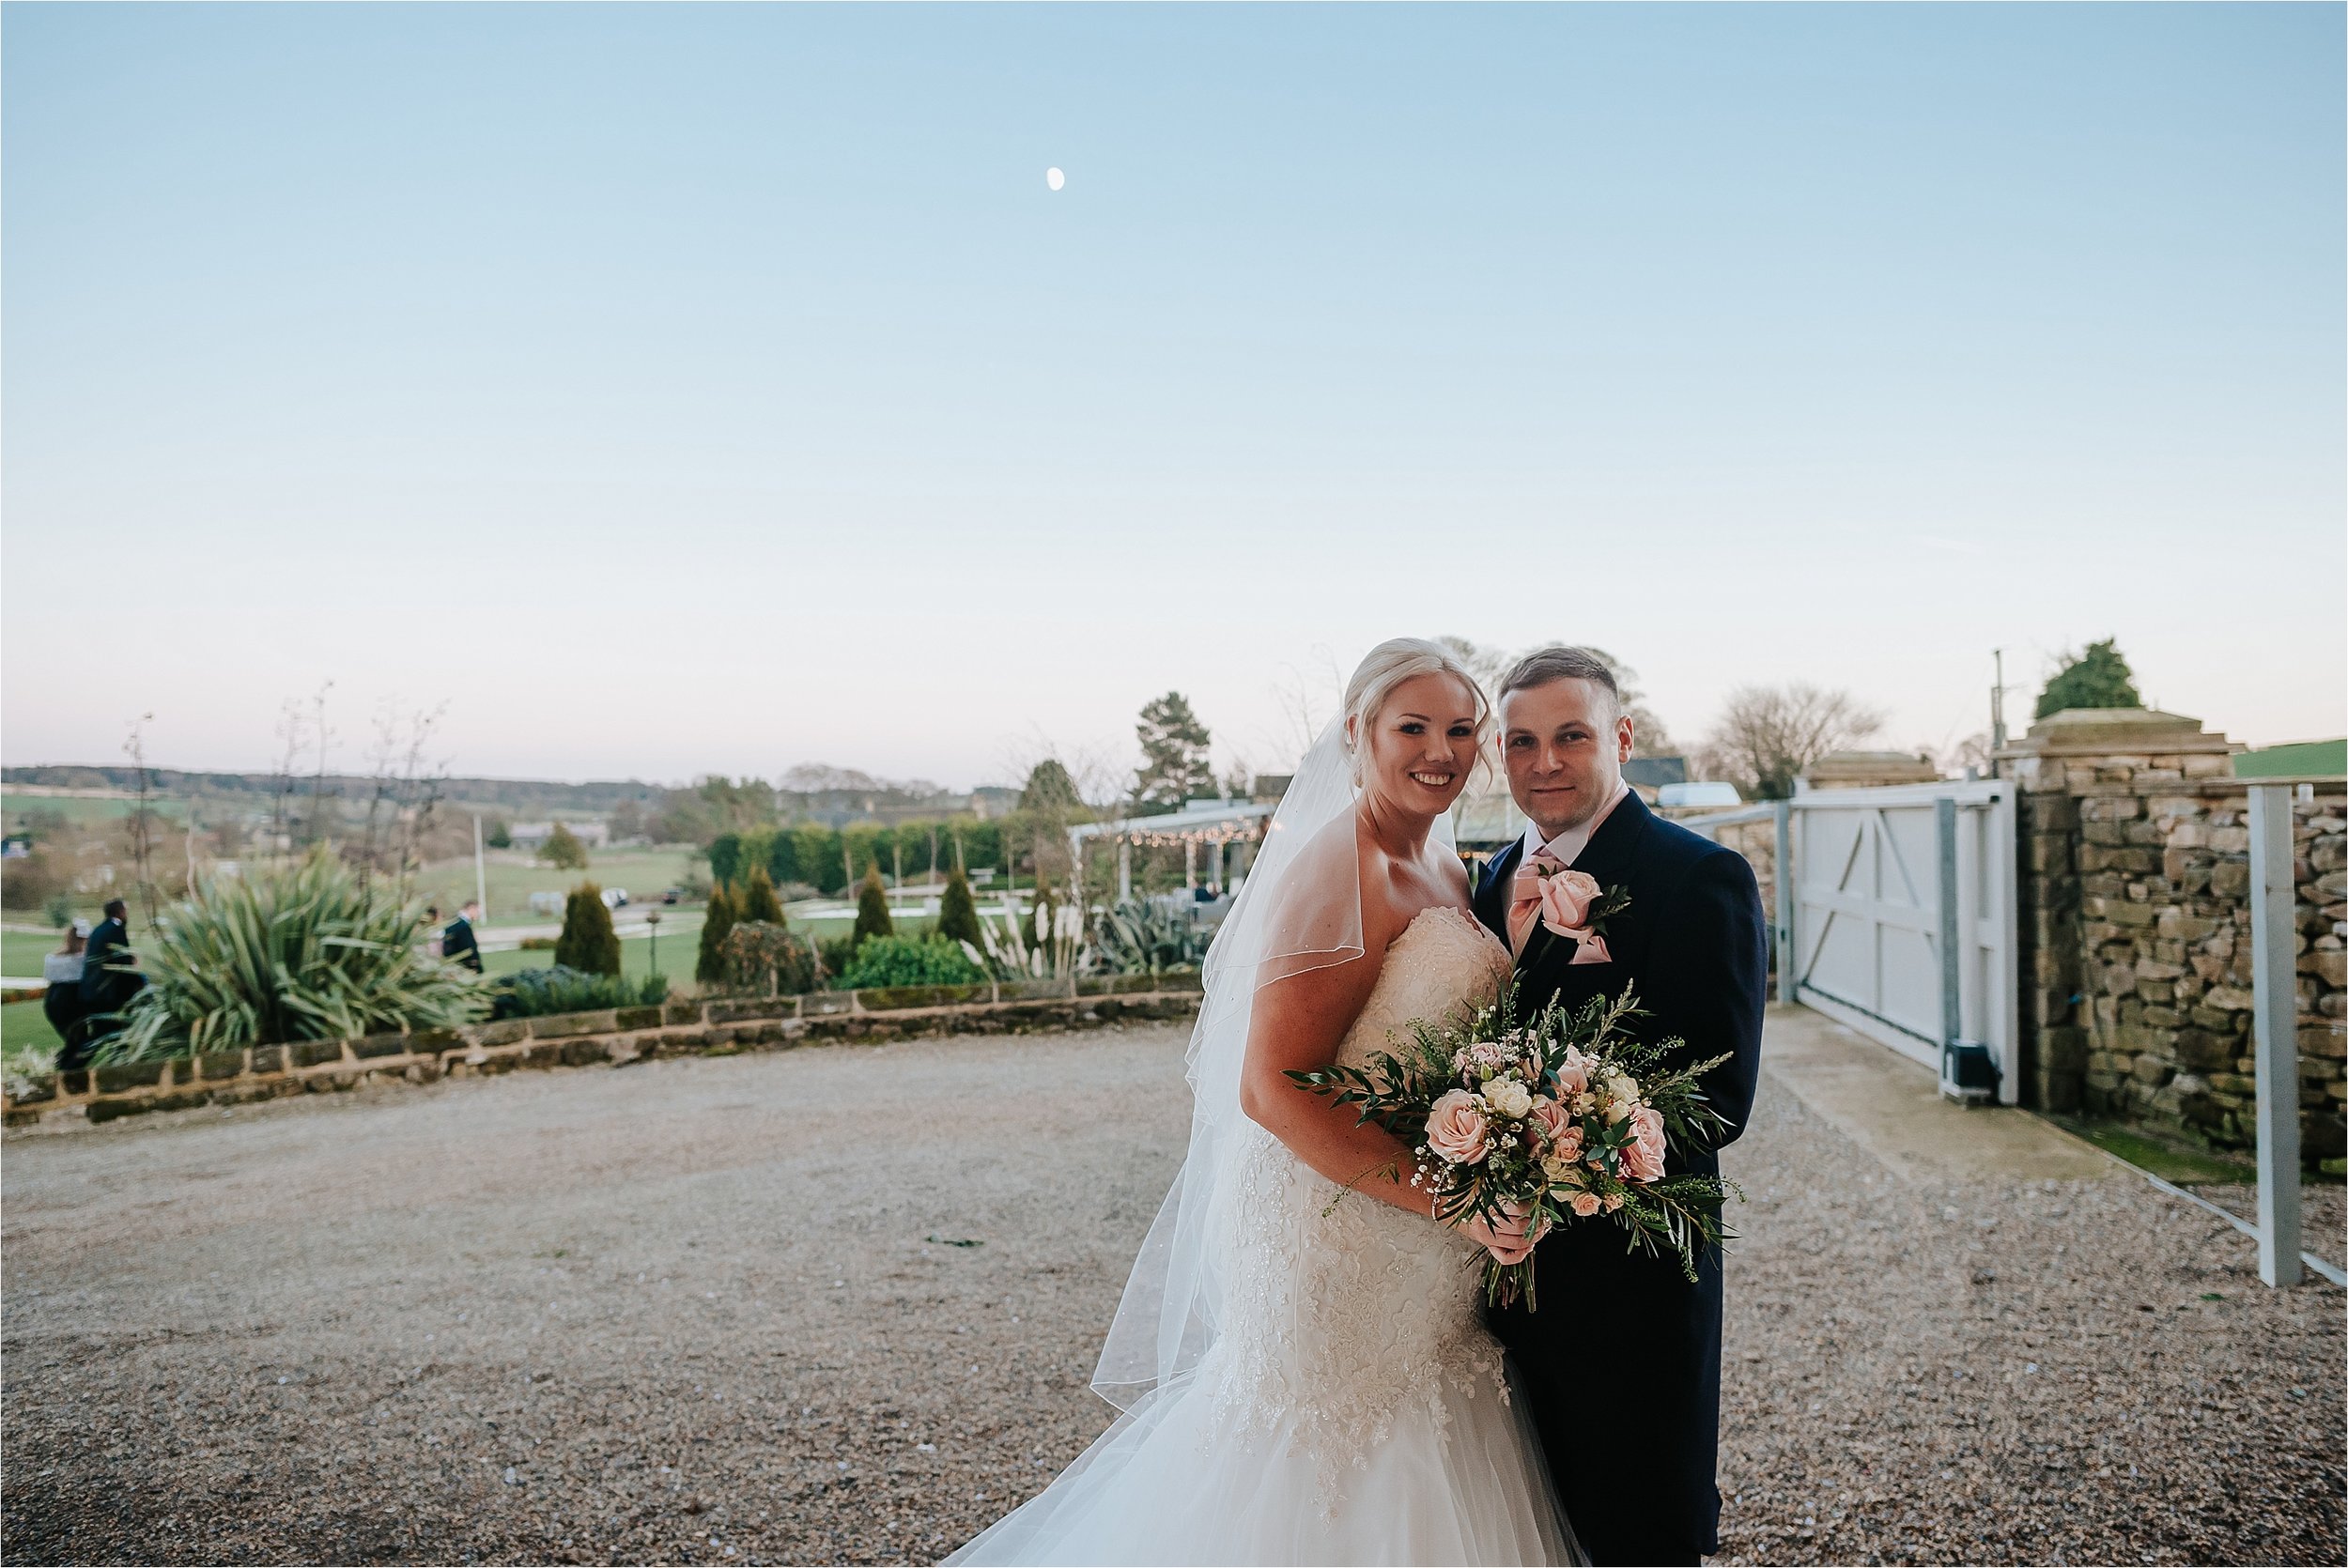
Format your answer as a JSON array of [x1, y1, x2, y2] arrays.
[[2035, 638, 2142, 718], [936, 862, 983, 949], [740, 862, 785, 925], [554, 882, 622, 976], [697, 880, 741, 986], [853, 864, 894, 948]]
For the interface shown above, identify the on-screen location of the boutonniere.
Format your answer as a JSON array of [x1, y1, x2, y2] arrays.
[[1524, 865, 1631, 966]]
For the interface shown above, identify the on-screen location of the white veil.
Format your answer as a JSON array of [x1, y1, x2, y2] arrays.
[[1090, 717, 1459, 1408]]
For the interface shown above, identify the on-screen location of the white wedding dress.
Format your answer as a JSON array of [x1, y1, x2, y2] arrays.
[[949, 905, 1578, 1566]]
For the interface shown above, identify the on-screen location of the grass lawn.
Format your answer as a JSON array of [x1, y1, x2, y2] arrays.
[[3, 999, 62, 1074], [5, 929, 73, 978], [408, 846, 705, 927]]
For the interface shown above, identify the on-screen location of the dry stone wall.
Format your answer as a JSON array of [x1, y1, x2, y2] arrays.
[[0, 973, 1204, 1134], [2005, 717, 2344, 1163]]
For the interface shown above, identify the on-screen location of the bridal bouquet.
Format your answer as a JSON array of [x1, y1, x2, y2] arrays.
[[1285, 987, 1741, 1309]]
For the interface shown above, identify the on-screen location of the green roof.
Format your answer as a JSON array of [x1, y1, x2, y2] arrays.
[[2232, 738, 2346, 779]]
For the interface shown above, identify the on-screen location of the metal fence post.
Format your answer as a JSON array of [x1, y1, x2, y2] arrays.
[[1772, 800, 1795, 1005], [1936, 798, 1963, 1086], [2248, 783, 2302, 1287]]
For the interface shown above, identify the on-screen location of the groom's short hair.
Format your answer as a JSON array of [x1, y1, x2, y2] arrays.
[[1497, 646, 1620, 717]]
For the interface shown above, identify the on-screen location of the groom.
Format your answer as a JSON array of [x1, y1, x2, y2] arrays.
[[1473, 646, 1767, 1566]]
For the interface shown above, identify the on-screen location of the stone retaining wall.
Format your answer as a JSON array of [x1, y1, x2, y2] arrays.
[[2002, 712, 2344, 1161], [0, 973, 1205, 1134]]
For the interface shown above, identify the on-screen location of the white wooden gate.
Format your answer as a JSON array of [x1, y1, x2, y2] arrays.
[[1784, 781, 2018, 1102]]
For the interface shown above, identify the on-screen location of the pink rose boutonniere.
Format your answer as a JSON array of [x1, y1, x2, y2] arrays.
[[1526, 865, 1632, 966]]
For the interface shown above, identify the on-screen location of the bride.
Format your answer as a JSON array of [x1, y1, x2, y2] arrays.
[[949, 638, 1580, 1566]]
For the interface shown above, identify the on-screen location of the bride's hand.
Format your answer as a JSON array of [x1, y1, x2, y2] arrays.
[[1460, 1207, 1544, 1267]]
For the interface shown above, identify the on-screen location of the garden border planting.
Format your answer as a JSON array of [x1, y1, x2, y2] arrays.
[[0, 972, 1203, 1133]]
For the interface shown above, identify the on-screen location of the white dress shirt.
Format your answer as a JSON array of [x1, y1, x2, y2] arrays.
[[1519, 777, 1630, 869]]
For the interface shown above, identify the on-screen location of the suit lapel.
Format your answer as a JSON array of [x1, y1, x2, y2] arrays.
[[1474, 839, 1522, 946], [1518, 791, 1654, 981]]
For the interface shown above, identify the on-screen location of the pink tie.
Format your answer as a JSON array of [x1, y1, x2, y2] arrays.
[[1506, 850, 1568, 959]]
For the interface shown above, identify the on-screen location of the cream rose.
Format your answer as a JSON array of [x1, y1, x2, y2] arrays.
[[1484, 1078, 1534, 1119]]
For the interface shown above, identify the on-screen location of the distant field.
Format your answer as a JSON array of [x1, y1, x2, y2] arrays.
[[408, 846, 704, 926], [2, 791, 189, 831]]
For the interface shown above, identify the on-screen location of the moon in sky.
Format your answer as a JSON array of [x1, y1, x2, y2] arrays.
[[1045, 167, 1065, 192]]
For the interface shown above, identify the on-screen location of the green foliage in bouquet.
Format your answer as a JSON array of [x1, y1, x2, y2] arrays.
[[1286, 986, 1741, 1304], [837, 934, 984, 991], [554, 884, 622, 976], [697, 880, 741, 985], [99, 851, 489, 1062]]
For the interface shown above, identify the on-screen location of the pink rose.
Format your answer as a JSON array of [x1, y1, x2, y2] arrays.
[[1535, 868, 1599, 930], [1618, 1105, 1668, 1184], [1425, 1089, 1491, 1165], [1569, 1191, 1602, 1218], [1527, 1095, 1571, 1150], [1553, 1048, 1596, 1100]]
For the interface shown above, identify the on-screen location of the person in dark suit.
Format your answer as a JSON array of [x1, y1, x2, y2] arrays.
[[442, 899, 485, 973], [69, 898, 147, 1065], [1471, 646, 1768, 1567]]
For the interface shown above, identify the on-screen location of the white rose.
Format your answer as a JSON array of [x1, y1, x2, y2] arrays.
[[1484, 1079, 1533, 1119]]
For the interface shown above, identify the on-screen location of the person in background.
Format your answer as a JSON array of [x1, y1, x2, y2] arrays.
[[442, 899, 485, 973], [43, 920, 91, 1068], [71, 899, 145, 1064]]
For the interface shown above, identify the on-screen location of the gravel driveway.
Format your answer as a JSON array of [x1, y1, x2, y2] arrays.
[[4, 1022, 2340, 1565]]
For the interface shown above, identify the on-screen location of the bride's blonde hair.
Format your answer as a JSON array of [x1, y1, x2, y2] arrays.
[[1339, 638, 1491, 785]]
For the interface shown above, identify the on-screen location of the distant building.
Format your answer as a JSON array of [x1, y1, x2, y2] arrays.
[[509, 821, 611, 850]]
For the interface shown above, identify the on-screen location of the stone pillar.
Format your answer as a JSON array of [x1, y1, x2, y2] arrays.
[[1996, 709, 2235, 1117]]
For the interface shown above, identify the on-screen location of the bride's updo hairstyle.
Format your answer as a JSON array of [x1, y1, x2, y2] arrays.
[[1339, 638, 1491, 787]]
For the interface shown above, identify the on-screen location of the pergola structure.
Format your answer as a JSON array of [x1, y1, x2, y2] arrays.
[[1070, 798, 1274, 901]]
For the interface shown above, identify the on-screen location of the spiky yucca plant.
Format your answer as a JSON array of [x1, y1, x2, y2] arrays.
[[100, 851, 488, 1062]]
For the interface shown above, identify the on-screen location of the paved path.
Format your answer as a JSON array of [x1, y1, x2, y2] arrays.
[[3, 1012, 2339, 1565]]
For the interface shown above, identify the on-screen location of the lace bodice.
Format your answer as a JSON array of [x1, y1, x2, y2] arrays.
[[1203, 904, 1517, 1501]]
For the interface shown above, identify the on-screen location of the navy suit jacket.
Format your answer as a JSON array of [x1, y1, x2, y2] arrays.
[[1473, 789, 1766, 1564]]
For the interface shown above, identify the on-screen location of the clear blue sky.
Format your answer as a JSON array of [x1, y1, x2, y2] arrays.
[[5, 3, 2340, 788]]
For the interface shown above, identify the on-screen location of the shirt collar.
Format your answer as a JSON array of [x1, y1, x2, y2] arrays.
[[1520, 777, 1631, 869]]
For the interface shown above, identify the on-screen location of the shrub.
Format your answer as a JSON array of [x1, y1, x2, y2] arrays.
[[491, 964, 668, 1021], [100, 851, 489, 1062], [1089, 899, 1210, 975], [817, 933, 857, 979], [518, 935, 559, 951], [740, 863, 785, 925], [718, 920, 817, 996], [485, 820, 513, 849], [838, 935, 984, 991], [852, 865, 893, 947], [936, 863, 982, 949], [539, 822, 590, 869], [554, 883, 622, 976]]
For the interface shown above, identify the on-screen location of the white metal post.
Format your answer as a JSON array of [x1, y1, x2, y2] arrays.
[[2247, 783, 2302, 1287], [1771, 800, 1795, 1005], [472, 812, 487, 922]]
